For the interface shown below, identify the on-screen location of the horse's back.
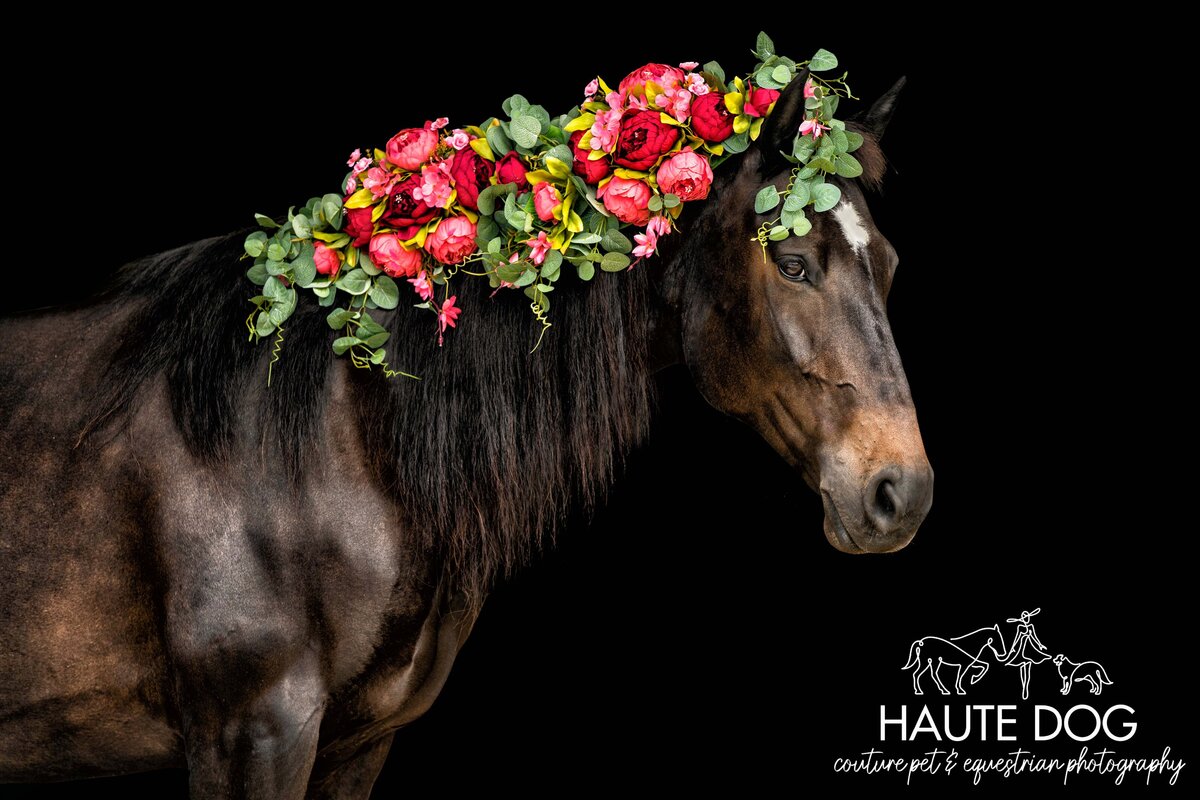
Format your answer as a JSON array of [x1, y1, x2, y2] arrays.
[[0, 302, 182, 779]]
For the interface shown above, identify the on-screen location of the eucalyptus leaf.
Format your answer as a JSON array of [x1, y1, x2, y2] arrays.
[[510, 115, 542, 149], [332, 336, 361, 355], [812, 183, 842, 213], [514, 269, 538, 287], [255, 311, 276, 337], [358, 251, 381, 276], [663, 193, 681, 209], [723, 132, 750, 154], [600, 252, 631, 272], [756, 31, 775, 58], [246, 262, 268, 285], [571, 232, 602, 245], [264, 276, 288, 301], [266, 242, 286, 261], [321, 194, 342, 226], [754, 185, 781, 214], [327, 308, 356, 329], [771, 65, 791, 85], [576, 260, 596, 281], [600, 229, 632, 254], [254, 214, 279, 229], [648, 196, 663, 212], [809, 48, 838, 72], [292, 252, 317, 288], [768, 225, 789, 241], [486, 125, 513, 157], [335, 268, 371, 295], [362, 331, 390, 348], [792, 217, 813, 237], [369, 275, 400, 309], [845, 131, 864, 152], [543, 249, 563, 271], [703, 60, 725, 85], [292, 213, 312, 239], [244, 231, 268, 256], [835, 153, 863, 178]]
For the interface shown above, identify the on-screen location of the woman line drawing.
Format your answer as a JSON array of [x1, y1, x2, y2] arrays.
[[1003, 608, 1051, 699]]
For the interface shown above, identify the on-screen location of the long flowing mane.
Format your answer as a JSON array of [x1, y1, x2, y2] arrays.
[[87, 233, 654, 603]]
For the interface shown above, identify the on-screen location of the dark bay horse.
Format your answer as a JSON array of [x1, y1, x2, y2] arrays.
[[0, 76, 931, 796]]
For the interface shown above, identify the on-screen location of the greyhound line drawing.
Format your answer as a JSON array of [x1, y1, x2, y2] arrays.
[[903, 609, 1112, 699]]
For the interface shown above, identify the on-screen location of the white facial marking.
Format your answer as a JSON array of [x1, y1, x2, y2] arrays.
[[832, 200, 870, 257]]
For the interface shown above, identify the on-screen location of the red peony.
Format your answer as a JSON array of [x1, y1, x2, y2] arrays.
[[689, 93, 735, 142], [570, 131, 610, 185], [743, 85, 780, 118], [424, 216, 478, 265], [495, 151, 529, 190], [448, 150, 494, 211], [383, 176, 438, 239], [343, 207, 374, 248], [612, 110, 679, 171], [597, 176, 652, 225], [619, 63, 685, 97]]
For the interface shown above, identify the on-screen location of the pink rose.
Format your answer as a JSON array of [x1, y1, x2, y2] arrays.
[[570, 131, 610, 185], [386, 127, 439, 171], [533, 182, 562, 222], [743, 85, 781, 118], [619, 63, 685, 97], [313, 242, 341, 277], [424, 216, 478, 265], [343, 207, 374, 248], [370, 233, 423, 278], [448, 149, 495, 211], [655, 148, 713, 202], [495, 152, 528, 190], [597, 176, 651, 225]]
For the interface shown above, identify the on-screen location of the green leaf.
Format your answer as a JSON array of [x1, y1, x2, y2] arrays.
[[514, 269, 537, 287], [755, 66, 782, 90], [809, 48, 838, 72], [812, 183, 842, 213], [845, 131, 864, 152], [332, 336, 361, 355], [543, 249, 563, 272], [255, 311, 276, 337], [510, 115, 542, 149], [321, 194, 342, 226], [263, 275, 288, 300], [361, 331, 390, 348], [476, 215, 500, 243], [663, 193, 680, 209], [504, 192, 528, 231], [792, 217, 813, 237], [571, 232, 602, 245], [756, 31, 775, 58], [476, 183, 512, 217], [369, 275, 400, 309], [291, 213, 312, 239], [600, 252, 631, 272], [792, 135, 817, 162], [600, 229, 632, 254], [767, 225, 789, 241], [358, 250, 381, 276], [703, 60, 725, 84], [269, 288, 297, 326], [782, 193, 806, 213], [327, 307, 356, 329], [254, 213, 279, 229], [335, 268, 371, 295], [292, 251, 317, 288], [723, 132, 750, 154], [267, 242, 286, 261], [824, 95, 840, 119], [835, 153, 863, 179], [648, 195, 663, 212], [771, 64, 792, 85], [486, 124, 513, 157], [831, 128, 849, 154], [808, 157, 837, 174], [504, 93, 530, 116], [781, 206, 806, 230], [369, 348, 386, 365], [245, 261, 268, 285], [318, 289, 337, 307], [576, 260, 595, 281], [244, 231, 268, 257], [754, 185, 781, 214], [496, 261, 524, 283]]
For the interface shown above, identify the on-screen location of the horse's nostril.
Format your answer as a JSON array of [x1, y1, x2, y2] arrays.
[[876, 480, 897, 517], [864, 465, 907, 535]]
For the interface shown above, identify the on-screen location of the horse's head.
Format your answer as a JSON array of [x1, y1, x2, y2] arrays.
[[664, 74, 932, 553]]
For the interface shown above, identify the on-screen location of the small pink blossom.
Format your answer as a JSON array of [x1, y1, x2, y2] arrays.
[[584, 78, 599, 98], [344, 175, 358, 193], [591, 107, 623, 153], [429, 117, 449, 131], [408, 270, 433, 301], [363, 166, 394, 199], [605, 89, 626, 110], [415, 162, 454, 209], [803, 79, 816, 99], [346, 148, 362, 167], [647, 215, 672, 238], [654, 85, 692, 123], [526, 231, 552, 265], [627, 94, 649, 111], [446, 129, 471, 150], [437, 295, 461, 345], [679, 61, 700, 71], [686, 74, 709, 96], [799, 118, 830, 139], [632, 230, 658, 259]]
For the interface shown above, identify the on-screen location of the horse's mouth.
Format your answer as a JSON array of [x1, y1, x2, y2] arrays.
[[821, 491, 863, 554]]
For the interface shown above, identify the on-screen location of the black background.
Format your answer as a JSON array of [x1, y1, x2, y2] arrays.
[[3, 17, 1190, 797]]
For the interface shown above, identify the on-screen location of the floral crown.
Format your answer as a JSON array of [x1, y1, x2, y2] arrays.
[[242, 33, 861, 378]]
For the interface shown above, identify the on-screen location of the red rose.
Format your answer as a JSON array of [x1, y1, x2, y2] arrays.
[[689, 93, 735, 142], [612, 110, 679, 171], [570, 131, 610, 184], [383, 176, 437, 239], [448, 150, 494, 211], [344, 207, 374, 248], [743, 85, 780, 118], [495, 151, 529, 190]]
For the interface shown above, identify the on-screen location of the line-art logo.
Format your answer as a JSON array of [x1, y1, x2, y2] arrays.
[[902, 608, 1111, 700]]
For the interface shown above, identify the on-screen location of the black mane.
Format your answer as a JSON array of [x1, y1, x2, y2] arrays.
[[89, 233, 653, 603]]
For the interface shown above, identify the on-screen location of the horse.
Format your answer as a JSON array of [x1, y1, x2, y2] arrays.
[[903, 625, 1007, 696], [0, 73, 932, 796]]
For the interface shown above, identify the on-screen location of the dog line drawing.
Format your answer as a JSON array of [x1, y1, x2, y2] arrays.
[[1054, 654, 1112, 696]]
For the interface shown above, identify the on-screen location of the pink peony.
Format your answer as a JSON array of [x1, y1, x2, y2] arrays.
[[655, 148, 713, 202], [313, 242, 341, 277], [598, 176, 652, 225], [533, 182, 562, 222], [619, 63, 685, 97], [370, 233, 424, 278], [424, 216, 478, 265], [386, 127, 439, 171]]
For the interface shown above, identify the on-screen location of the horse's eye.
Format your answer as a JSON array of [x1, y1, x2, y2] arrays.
[[777, 256, 809, 283]]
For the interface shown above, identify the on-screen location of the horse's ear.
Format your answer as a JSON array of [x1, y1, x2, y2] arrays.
[[756, 68, 810, 175], [859, 76, 907, 139]]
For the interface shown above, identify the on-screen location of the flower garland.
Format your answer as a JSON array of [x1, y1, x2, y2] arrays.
[[243, 33, 859, 375]]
